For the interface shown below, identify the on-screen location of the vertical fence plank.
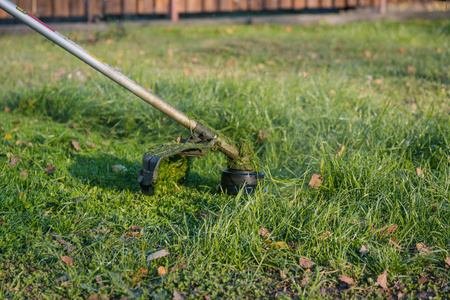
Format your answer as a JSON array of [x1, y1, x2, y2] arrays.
[[235, 0, 248, 11], [203, 0, 218, 12], [321, 0, 333, 8], [54, 0, 70, 17], [70, 0, 86, 16], [177, 0, 187, 13], [306, 0, 318, 8], [347, 0, 358, 6], [219, 0, 234, 12], [293, 0, 305, 9], [124, 0, 138, 14], [280, 0, 292, 9], [154, 0, 169, 13], [264, 0, 278, 9], [186, 0, 202, 12], [37, 0, 53, 17], [334, 0, 346, 8], [137, 0, 154, 14], [105, 0, 122, 15], [249, 0, 263, 10], [88, 0, 104, 16]]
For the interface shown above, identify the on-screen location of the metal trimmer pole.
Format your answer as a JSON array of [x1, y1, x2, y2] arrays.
[[0, 0, 240, 160]]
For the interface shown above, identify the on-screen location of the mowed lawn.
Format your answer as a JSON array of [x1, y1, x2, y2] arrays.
[[0, 19, 449, 299]]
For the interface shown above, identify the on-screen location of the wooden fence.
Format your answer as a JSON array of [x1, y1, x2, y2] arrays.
[[0, 0, 375, 21]]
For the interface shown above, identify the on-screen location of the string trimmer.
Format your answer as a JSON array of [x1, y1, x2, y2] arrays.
[[0, 0, 264, 195]]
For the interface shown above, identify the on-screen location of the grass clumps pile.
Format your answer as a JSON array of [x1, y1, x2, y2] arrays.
[[154, 155, 189, 195], [226, 140, 261, 172]]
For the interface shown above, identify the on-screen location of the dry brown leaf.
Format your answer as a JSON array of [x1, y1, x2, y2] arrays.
[[191, 56, 199, 63], [374, 79, 383, 85], [88, 294, 99, 300], [339, 275, 355, 285], [6, 152, 14, 158], [310, 53, 318, 59], [12, 120, 20, 125], [173, 290, 185, 300], [416, 167, 424, 178], [125, 232, 141, 238], [301, 277, 310, 286], [45, 164, 56, 174], [86, 142, 96, 148], [398, 47, 405, 53], [308, 174, 323, 189], [169, 263, 186, 273], [96, 276, 104, 286], [131, 225, 141, 230], [147, 249, 170, 261], [417, 242, 430, 254], [285, 26, 292, 32], [8, 157, 20, 168], [407, 66, 416, 74], [380, 225, 398, 237], [72, 140, 80, 152], [158, 266, 167, 276], [61, 255, 73, 266], [328, 89, 336, 95], [137, 267, 148, 276], [445, 257, 450, 269], [377, 270, 388, 289], [183, 68, 191, 75], [359, 245, 370, 254], [226, 60, 234, 67], [299, 257, 315, 269], [418, 276, 429, 284], [259, 227, 271, 239], [5, 107, 11, 113], [0, 218, 4, 225], [302, 71, 308, 78], [364, 50, 371, 58], [338, 145, 345, 157]]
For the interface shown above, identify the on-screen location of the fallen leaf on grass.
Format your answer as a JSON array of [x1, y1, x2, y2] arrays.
[[299, 257, 315, 269], [389, 239, 402, 250], [88, 294, 99, 300], [72, 140, 80, 151], [125, 232, 141, 238], [416, 292, 434, 299], [418, 275, 429, 284], [226, 60, 234, 68], [301, 277, 310, 286], [183, 68, 191, 75], [147, 249, 170, 262], [374, 78, 383, 85], [285, 26, 292, 32], [338, 146, 345, 157], [308, 174, 322, 189], [0, 218, 4, 225], [131, 225, 141, 230], [377, 270, 388, 289], [416, 167, 424, 178], [158, 266, 167, 276], [339, 275, 355, 286], [270, 241, 288, 250], [8, 157, 20, 167], [398, 47, 405, 53], [169, 263, 186, 273], [137, 267, 148, 276], [6, 152, 14, 158], [259, 227, 271, 239], [302, 71, 308, 78], [4, 134, 12, 140], [407, 66, 416, 74], [173, 290, 185, 300], [45, 165, 56, 174], [12, 120, 20, 125], [96, 276, 104, 286], [380, 225, 398, 237], [364, 50, 371, 58], [61, 255, 73, 266], [445, 257, 450, 269], [5, 107, 10, 112], [417, 242, 430, 254], [101, 142, 108, 146], [86, 142, 96, 148], [359, 245, 370, 254]]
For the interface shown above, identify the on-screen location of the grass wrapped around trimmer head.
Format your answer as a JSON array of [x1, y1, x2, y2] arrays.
[[153, 155, 189, 195]]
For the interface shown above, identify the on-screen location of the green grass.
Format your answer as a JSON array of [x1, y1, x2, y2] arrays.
[[0, 20, 449, 299]]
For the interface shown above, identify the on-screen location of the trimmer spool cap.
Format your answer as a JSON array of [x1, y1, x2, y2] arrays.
[[220, 169, 264, 195]]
